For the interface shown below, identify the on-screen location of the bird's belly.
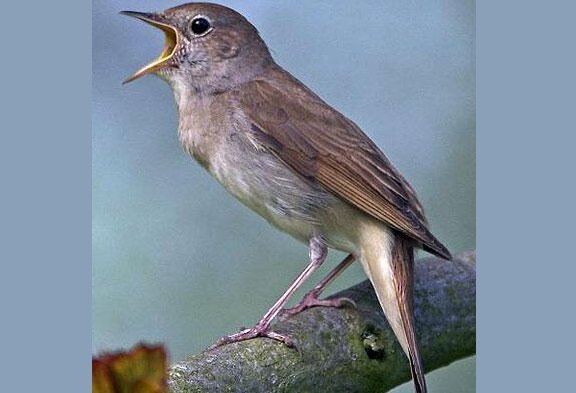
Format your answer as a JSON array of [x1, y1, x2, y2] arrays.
[[186, 128, 363, 253], [208, 146, 342, 244]]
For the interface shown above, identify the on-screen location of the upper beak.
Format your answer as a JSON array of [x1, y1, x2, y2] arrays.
[[120, 11, 179, 84]]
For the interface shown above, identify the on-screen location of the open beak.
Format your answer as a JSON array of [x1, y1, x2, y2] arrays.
[[120, 11, 179, 84]]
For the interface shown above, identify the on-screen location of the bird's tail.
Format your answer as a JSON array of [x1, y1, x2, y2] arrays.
[[359, 230, 427, 393]]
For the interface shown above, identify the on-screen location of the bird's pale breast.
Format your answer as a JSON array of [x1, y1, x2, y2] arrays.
[[177, 93, 360, 252]]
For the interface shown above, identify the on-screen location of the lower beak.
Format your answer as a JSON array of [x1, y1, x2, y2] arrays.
[[120, 11, 179, 84]]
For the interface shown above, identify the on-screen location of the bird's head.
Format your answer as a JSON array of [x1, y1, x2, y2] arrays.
[[121, 3, 273, 93]]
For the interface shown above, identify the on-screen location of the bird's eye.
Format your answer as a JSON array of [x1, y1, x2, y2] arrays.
[[190, 16, 212, 36]]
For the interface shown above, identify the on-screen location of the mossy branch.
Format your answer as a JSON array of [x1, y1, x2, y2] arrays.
[[168, 251, 476, 393]]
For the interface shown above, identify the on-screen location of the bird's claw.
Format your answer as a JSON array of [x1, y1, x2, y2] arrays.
[[279, 291, 357, 319], [209, 325, 294, 351]]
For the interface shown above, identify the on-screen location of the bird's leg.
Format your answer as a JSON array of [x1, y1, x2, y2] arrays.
[[210, 235, 328, 349], [280, 253, 356, 319]]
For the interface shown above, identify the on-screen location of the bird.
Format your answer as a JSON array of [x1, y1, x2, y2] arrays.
[[121, 3, 452, 392]]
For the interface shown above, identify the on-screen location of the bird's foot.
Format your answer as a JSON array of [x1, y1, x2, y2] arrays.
[[279, 289, 356, 319], [209, 323, 294, 350]]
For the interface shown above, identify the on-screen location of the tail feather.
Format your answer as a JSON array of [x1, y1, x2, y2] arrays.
[[359, 228, 427, 393], [392, 237, 427, 393]]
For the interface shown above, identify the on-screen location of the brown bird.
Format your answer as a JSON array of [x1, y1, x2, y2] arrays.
[[122, 3, 451, 392]]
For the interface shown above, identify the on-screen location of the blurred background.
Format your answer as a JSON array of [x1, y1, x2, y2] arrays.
[[93, 0, 475, 391]]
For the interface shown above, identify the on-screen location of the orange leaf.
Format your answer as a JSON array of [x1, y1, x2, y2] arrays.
[[92, 343, 168, 393]]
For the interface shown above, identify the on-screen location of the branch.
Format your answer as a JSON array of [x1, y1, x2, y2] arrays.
[[169, 251, 476, 393]]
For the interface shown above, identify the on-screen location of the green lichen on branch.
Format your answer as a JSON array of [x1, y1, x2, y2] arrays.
[[169, 251, 476, 393]]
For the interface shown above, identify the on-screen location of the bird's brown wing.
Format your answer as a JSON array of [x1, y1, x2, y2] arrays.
[[234, 68, 451, 259]]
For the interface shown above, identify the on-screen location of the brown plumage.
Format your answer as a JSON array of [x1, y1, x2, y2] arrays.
[[122, 3, 452, 392], [237, 68, 451, 260]]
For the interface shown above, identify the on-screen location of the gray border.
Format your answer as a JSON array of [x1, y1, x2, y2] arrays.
[[478, 1, 575, 392], [0, 2, 91, 392]]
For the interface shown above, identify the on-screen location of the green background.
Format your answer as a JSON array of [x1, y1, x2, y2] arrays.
[[93, 0, 475, 391]]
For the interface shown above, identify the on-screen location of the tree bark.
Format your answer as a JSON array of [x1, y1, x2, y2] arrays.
[[169, 251, 476, 393]]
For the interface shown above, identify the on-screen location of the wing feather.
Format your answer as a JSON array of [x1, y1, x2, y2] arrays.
[[235, 68, 451, 259]]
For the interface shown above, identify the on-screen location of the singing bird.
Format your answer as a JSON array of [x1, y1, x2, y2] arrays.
[[122, 3, 451, 392]]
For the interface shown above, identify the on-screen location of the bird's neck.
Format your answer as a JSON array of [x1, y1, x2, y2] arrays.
[[168, 63, 277, 169], [171, 80, 221, 171]]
